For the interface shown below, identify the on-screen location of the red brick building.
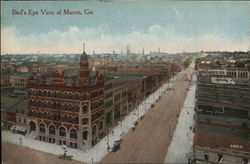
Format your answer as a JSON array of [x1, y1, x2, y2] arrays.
[[27, 47, 105, 149]]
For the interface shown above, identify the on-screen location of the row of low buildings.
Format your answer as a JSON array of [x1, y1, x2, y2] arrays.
[[192, 65, 250, 164], [1, 48, 180, 150]]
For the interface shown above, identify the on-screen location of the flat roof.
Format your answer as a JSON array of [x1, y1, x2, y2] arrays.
[[194, 132, 249, 152], [197, 114, 248, 129], [1, 96, 27, 114], [196, 123, 249, 139]]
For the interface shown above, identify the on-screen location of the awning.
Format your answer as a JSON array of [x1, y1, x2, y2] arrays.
[[14, 125, 27, 132]]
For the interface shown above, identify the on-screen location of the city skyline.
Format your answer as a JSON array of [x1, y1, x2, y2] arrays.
[[1, 1, 250, 54]]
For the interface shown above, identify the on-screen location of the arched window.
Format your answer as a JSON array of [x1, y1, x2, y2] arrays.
[[68, 93, 72, 99], [68, 116, 72, 123], [44, 90, 47, 97], [49, 125, 56, 135], [59, 127, 66, 137], [64, 93, 68, 99], [99, 121, 103, 130], [69, 104, 72, 111], [75, 104, 79, 112], [92, 125, 97, 136], [48, 91, 51, 97], [38, 90, 42, 96], [58, 92, 61, 98], [83, 131, 88, 141], [43, 112, 47, 119], [38, 111, 41, 118], [39, 123, 46, 133], [64, 104, 68, 111], [70, 129, 77, 139]]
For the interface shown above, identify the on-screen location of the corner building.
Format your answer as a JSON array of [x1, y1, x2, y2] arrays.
[[27, 49, 105, 149]]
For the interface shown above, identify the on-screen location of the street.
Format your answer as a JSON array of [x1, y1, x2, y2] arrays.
[[101, 64, 195, 163]]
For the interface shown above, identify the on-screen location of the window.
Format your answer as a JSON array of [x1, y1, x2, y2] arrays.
[[59, 127, 66, 137], [38, 90, 42, 96], [105, 92, 113, 99], [91, 91, 98, 98], [49, 125, 56, 135], [99, 121, 103, 130], [83, 131, 88, 141], [63, 104, 66, 110], [68, 116, 72, 123], [83, 93, 88, 100], [82, 105, 88, 113], [82, 118, 88, 125], [68, 93, 72, 99], [39, 123, 46, 133], [204, 153, 209, 161], [92, 125, 97, 136], [99, 89, 104, 95], [75, 104, 80, 112], [69, 104, 72, 111], [70, 129, 77, 139]]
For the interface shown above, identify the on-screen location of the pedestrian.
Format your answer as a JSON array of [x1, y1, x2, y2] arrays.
[[112, 130, 114, 136], [19, 137, 22, 145], [187, 133, 188, 137]]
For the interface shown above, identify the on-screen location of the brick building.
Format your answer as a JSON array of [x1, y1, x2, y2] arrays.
[[27, 47, 105, 149]]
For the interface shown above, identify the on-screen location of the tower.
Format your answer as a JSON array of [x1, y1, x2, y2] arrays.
[[79, 43, 90, 86]]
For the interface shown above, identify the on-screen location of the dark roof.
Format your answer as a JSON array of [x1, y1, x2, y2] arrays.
[[1, 96, 27, 114], [197, 114, 248, 127], [196, 123, 249, 139], [80, 51, 88, 61]]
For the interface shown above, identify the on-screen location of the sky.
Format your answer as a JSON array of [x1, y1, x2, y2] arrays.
[[1, 1, 250, 54]]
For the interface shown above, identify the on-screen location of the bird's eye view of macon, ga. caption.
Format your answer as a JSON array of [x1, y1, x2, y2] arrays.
[[1, 1, 250, 164]]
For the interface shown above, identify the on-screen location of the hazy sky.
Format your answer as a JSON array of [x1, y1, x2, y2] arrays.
[[1, 1, 249, 54]]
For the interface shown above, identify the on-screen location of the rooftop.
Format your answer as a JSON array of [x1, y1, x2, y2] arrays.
[[1, 96, 27, 114]]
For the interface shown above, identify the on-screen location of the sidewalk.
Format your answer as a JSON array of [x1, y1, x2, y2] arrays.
[[164, 72, 197, 163]]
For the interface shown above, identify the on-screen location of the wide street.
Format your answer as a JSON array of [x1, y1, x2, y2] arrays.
[[102, 64, 195, 163]]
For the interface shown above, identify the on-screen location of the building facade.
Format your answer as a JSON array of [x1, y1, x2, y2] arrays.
[[27, 48, 105, 149]]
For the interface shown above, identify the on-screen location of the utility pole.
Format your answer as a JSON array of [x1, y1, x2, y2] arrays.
[[137, 104, 140, 120], [120, 103, 123, 134], [169, 125, 171, 143]]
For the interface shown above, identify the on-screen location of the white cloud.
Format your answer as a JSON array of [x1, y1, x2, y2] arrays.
[[1, 25, 248, 55]]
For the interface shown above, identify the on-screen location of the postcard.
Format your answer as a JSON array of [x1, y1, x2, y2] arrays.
[[1, 1, 249, 164]]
